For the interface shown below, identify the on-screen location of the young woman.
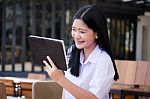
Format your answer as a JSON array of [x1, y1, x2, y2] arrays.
[[43, 5, 119, 99]]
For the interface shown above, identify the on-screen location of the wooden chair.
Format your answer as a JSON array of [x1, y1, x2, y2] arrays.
[[111, 60, 138, 99], [0, 82, 7, 99], [0, 79, 14, 96], [27, 73, 46, 80], [20, 82, 32, 99], [32, 81, 63, 99], [111, 60, 150, 99], [114, 60, 137, 86]]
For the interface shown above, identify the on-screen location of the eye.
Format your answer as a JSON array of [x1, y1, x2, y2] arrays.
[[72, 28, 76, 32], [79, 30, 86, 34]]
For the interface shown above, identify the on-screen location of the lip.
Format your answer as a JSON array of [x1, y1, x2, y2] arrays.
[[75, 41, 84, 44]]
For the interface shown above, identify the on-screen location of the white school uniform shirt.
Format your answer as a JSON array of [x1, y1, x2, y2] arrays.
[[64, 45, 115, 99]]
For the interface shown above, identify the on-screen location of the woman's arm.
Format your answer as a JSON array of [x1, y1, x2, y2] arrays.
[[58, 74, 98, 99], [43, 56, 98, 99], [61, 89, 64, 99]]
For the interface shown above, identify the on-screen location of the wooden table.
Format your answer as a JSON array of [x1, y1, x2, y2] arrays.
[[0, 77, 40, 83], [7, 96, 28, 99]]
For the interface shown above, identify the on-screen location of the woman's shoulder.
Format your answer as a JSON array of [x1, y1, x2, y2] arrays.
[[96, 49, 112, 63], [97, 48, 111, 58]]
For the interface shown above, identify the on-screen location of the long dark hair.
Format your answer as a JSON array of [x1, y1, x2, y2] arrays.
[[68, 5, 119, 81]]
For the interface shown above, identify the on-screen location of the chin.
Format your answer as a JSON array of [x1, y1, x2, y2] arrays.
[[75, 44, 84, 49]]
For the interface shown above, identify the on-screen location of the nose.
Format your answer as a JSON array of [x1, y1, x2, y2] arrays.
[[72, 32, 81, 39]]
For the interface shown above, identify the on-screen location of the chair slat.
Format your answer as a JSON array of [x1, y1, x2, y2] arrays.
[[134, 61, 147, 85], [125, 60, 137, 85], [145, 61, 150, 86], [0, 82, 7, 99], [115, 60, 128, 84]]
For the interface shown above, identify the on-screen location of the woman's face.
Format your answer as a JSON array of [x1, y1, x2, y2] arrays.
[[71, 19, 97, 51]]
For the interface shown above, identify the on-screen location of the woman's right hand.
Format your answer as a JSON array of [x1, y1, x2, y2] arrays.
[[43, 56, 65, 82]]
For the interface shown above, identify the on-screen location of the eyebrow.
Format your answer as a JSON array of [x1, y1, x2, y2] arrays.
[[72, 26, 87, 31], [79, 28, 87, 31]]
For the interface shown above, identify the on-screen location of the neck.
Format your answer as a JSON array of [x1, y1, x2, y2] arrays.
[[83, 44, 97, 62]]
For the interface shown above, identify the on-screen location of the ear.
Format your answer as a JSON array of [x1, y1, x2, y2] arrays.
[[95, 32, 98, 39]]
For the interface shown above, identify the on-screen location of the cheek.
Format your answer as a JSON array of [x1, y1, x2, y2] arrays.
[[86, 36, 96, 44], [71, 31, 74, 37], [85, 34, 95, 40]]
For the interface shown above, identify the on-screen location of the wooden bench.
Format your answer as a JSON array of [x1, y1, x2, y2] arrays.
[[110, 60, 150, 99]]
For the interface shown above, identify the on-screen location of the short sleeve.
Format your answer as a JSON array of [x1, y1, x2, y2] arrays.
[[89, 55, 115, 98]]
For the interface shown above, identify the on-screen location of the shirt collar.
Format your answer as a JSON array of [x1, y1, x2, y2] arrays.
[[80, 45, 102, 65]]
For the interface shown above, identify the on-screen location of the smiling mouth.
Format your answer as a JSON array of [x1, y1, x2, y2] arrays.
[[75, 41, 84, 44]]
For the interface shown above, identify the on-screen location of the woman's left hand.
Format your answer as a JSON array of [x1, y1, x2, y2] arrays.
[[43, 56, 65, 82]]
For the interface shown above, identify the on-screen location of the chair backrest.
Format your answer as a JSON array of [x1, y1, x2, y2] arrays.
[[115, 60, 150, 87], [32, 81, 63, 99], [0, 82, 7, 99], [27, 73, 46, 80], [0, 79, 14, 96], [115, 60, 137, 85], [20, 82, 32, 98]]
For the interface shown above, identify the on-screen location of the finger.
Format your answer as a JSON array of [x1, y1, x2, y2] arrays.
[[44, 66, 50, 73], [43, 60, 51, 70], [47, 56, 57, 69]]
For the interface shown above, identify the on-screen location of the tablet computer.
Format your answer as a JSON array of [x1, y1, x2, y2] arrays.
[[28, 35, 67, 71]]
